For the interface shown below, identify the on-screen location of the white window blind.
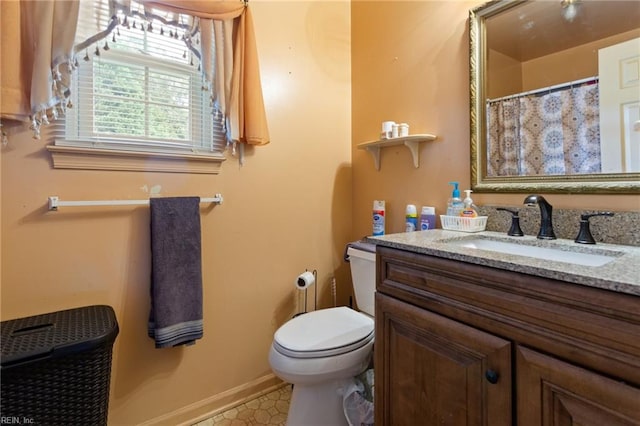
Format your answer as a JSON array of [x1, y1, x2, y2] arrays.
[[59, 0, 226, 157]]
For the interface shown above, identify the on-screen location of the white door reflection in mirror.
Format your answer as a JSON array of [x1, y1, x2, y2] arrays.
[[599, 38, 640, 173]]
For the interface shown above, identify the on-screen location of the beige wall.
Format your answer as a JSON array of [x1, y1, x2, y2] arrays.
[[487, 49, 522, 99], [351, 1, 638, 242], [522, 29, 640, 91], [0, 2, 352, 424], [351, 0, 481, 237], [488, 29, 640, 96], [2, 1, 639, 425]]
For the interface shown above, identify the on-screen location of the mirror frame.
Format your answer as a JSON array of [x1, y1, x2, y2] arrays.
[[470, 0, 640, 194]]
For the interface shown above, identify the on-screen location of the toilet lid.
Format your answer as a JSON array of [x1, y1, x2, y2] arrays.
[[273, 307, 374, 358]]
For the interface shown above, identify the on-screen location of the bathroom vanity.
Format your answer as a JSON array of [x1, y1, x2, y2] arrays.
[[368, 231, 640, 425]]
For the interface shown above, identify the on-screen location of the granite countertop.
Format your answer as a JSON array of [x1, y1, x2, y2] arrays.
[[365, 230, 640, 296]]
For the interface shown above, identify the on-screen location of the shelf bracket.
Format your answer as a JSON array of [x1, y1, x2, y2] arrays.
[[365, 146, 382, 171], [404, 140, 420, 168]]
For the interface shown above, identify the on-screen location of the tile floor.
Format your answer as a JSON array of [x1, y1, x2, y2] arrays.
[[193, 385, 292, 426]]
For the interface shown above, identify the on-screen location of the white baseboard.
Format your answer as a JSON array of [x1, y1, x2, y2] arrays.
[[139, 373, 285, 426]]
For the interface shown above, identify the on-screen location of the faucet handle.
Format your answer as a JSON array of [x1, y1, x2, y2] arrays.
[[496, 208, 524, 237], [575, 212, 614, 244], [580, 212, 614, 221]]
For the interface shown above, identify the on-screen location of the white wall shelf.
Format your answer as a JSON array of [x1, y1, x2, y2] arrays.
[[357, 134, 437, 170]]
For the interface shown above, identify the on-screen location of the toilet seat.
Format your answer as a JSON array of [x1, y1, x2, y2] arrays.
[[273, 307, 374, 359]]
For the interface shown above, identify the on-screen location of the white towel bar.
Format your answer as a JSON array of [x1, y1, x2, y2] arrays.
[[47, 194, 223, 211]]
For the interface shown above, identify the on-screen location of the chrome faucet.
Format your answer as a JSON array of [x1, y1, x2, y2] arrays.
[[523, 195, 556, 240]]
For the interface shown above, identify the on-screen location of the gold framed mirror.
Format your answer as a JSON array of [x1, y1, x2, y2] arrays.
[[470, 0, 640, 193]]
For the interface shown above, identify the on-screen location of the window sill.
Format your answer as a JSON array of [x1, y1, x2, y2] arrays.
[[47, 145, 226, 174]]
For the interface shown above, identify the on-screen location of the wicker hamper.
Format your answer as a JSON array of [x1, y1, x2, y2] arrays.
[[1, 305, 119, 425]]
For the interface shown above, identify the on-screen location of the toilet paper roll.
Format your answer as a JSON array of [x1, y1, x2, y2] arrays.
[[295, 271, 315, 289]]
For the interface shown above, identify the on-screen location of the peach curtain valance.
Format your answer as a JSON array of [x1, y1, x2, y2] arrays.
[[0, 0, 269, 147], [142, 1, 245, 19], [1, 0, 79, 138], [0, 1, 28, 122], [142, 0, 270, 146]]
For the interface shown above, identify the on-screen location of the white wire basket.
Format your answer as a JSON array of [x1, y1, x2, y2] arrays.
[[440, 215, 488, 233]]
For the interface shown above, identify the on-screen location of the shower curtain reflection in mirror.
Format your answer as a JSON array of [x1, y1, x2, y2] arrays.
[[486, 81, 601, 177]]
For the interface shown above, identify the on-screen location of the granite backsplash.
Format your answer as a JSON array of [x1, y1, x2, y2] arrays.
[[476, 205, 640, 247]]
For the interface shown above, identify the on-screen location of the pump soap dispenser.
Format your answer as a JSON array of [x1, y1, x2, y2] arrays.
[[447, 182, 463, 216], [460, 190, 478, 217]]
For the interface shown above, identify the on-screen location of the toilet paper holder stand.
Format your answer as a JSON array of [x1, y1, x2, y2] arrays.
[[295, 269, 317, 317]]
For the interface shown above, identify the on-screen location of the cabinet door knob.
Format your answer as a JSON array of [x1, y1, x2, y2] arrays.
[[485, 369, 499, 384]]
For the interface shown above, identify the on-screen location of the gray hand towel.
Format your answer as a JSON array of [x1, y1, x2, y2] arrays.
[[148, 197, 203, 348]]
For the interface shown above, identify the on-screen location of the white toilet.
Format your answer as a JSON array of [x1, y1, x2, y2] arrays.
[[268, 242, 376, 426]]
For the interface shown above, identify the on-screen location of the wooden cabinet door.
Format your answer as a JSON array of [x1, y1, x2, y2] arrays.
[[375, 293, 512, 426], [517, 345, 640, 425]]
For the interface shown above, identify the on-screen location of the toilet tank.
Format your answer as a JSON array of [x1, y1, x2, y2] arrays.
[[346, 242, 376, 317]]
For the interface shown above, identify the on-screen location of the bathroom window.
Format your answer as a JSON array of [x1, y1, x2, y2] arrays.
[[49, 0, 226, 174]]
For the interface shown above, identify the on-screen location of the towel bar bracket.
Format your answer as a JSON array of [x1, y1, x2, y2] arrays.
[[49, 196, 60, 211]]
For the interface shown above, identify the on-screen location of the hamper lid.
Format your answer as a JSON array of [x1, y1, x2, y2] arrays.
[[1, 305, 119, 368]]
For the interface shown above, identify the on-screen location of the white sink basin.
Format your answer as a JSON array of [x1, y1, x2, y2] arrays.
[[447, 238, 619, 267]]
